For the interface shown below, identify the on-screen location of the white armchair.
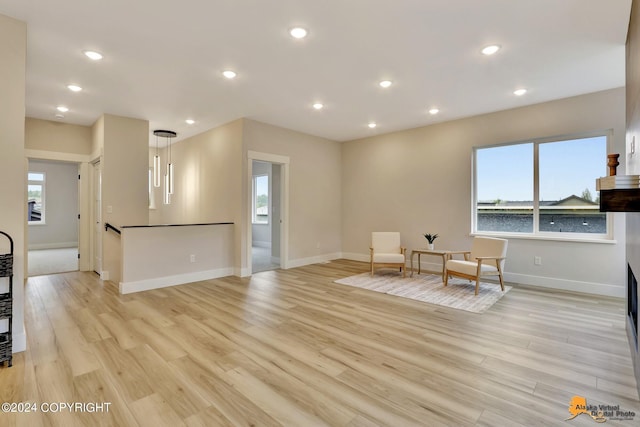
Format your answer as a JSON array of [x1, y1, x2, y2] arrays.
[[370, 232, 407, 277], [444, 236, 508, 295]]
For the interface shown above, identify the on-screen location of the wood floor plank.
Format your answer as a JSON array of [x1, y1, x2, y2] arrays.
[[0, 259, 637, 427]]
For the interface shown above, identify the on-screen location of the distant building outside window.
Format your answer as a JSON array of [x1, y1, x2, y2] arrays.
[[474, 133, 608, 238], [28, 171, 46, 224], [253, 175, 269, 224]]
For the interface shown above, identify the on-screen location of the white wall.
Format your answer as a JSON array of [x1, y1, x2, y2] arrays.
[[28, 160, 79, 249], [342, 88, 627, 297], [120, 224, 234, 294], [0, 14, 26, 352], [99, 114, 149, 282]]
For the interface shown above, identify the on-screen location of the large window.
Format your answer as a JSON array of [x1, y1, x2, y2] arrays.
[[252, 174, 269, 224], [474, 133, 608, 238], [28, 172, 46, 224]]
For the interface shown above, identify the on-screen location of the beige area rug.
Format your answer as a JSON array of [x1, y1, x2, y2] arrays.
[[334, 271, 511, 313]]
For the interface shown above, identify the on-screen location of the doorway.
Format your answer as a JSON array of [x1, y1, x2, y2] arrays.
[[92, 160, 102, 275], [248, 152, 289, 275], [27, 159, 80, 276]]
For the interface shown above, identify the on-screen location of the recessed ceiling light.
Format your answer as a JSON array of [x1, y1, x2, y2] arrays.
[[185, 119, 195, 125], [513, 88, 527, 96], [313, 103, 324, 110], [429, 108, 440, 115], [481, 45, 501, 55], [222, 70, 237, 79], [379, 80, 392, 88], [289, 27, 308, 39], [56, 106, 69, 112], [67, 84, 82, 92], [368, 122, 377, 129], [83, 50, 103, 61]]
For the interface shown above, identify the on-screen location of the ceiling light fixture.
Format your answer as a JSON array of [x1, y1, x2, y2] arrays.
[[379, 80, 392, 88], [368, 122, 377, 129], [222, 70, 237, 79], [83, 50, 103, 61], [513, 88, 527, 96], [313, 103, 324, 110], [67, 84, 82, 92], [289, 27, 308, 39], [185, 119, 195, 125], [56, 106, 69, 112], [429, 108, 440, 115], [481, 45, 501, 55]]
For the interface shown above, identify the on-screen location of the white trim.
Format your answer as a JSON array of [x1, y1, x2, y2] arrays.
[[286, 252, 342, 269], [119, 267, 234, 294], [504, 272, 624, 298], [11, 326, 26, 353], [28, 242, 78, 250], [25, 149, 91, 163], [246, 152, 290, 274]]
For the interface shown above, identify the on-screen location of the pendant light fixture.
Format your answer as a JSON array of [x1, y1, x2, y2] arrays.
[[153, 129, 177, 205], [153, 133, 161, 187]]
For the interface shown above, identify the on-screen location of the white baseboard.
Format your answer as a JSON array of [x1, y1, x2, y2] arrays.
[[236, 266, 251, 277], [119, 268, 234, 294], [29, 241, 78, 250], [342, 252, 624, 298], [12, 326, 26, 353], [504, 272, 625, 298], [286, 252, 342, 269]]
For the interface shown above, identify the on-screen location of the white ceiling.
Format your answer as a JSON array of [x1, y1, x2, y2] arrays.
[[0, 0, 632, 143]]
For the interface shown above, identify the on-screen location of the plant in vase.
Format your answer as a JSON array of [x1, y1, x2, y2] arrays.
[[423, 233, 438, 250]]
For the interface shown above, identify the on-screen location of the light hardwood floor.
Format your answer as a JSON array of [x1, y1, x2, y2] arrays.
[[0, 259, 639, 426]]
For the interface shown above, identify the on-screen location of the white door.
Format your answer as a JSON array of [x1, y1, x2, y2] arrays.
[[93, 161, 102, 274]]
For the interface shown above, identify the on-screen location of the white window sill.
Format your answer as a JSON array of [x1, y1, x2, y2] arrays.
[[471, 231, 616, 245]]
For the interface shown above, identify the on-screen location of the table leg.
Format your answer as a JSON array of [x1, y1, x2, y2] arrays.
[[418, 253, 422, 275], [440, 253, 446, 281], [410, 252, 414, 277]]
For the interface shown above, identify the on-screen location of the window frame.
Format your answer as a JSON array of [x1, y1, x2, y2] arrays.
[[252, 174, 269, 225], [472, 130, 612, 242], [27, 171, 46, 225]]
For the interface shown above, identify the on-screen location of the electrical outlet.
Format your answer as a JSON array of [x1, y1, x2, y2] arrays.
[[190, 254, 196, 263], [534, 256, 542, 266]]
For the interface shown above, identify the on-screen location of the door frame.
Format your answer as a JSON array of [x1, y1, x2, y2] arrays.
[[247, 151, 289, 275], [24, 149, 91, 272]]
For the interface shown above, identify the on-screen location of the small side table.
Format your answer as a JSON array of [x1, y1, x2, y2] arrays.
[[410, 249, 450, 281]]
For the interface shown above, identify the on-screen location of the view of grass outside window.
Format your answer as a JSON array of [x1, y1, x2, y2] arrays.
[[28, 171, 45, 223], [475, 134, 608, 236], [253, 175, 268, 224]]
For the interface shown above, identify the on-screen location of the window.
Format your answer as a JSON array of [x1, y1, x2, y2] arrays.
[[474, 133, 608, 238], [253, 174, 269, 224], [28, 172, 45, 224]]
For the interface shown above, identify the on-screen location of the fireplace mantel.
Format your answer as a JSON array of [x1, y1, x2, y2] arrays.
[[600, 188, 640, 212]]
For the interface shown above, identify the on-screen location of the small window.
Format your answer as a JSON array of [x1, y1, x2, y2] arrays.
[[253, 175, 269, 224], [28, 172, 45, 224]]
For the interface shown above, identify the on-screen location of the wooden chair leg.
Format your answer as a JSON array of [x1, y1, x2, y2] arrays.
[[475, 279, 480, 296], [443, 271, 449, 287]]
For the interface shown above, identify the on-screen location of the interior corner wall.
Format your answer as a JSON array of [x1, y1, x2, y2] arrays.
[[101, 114, 149, 283], [342, 88, 627, 297], [150, 119, 244, 271], [243, 119, 343, 267], [0, 14, 27, 352]]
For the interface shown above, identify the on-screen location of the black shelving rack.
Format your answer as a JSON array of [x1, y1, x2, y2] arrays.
[[0, 231, 13, 367]]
